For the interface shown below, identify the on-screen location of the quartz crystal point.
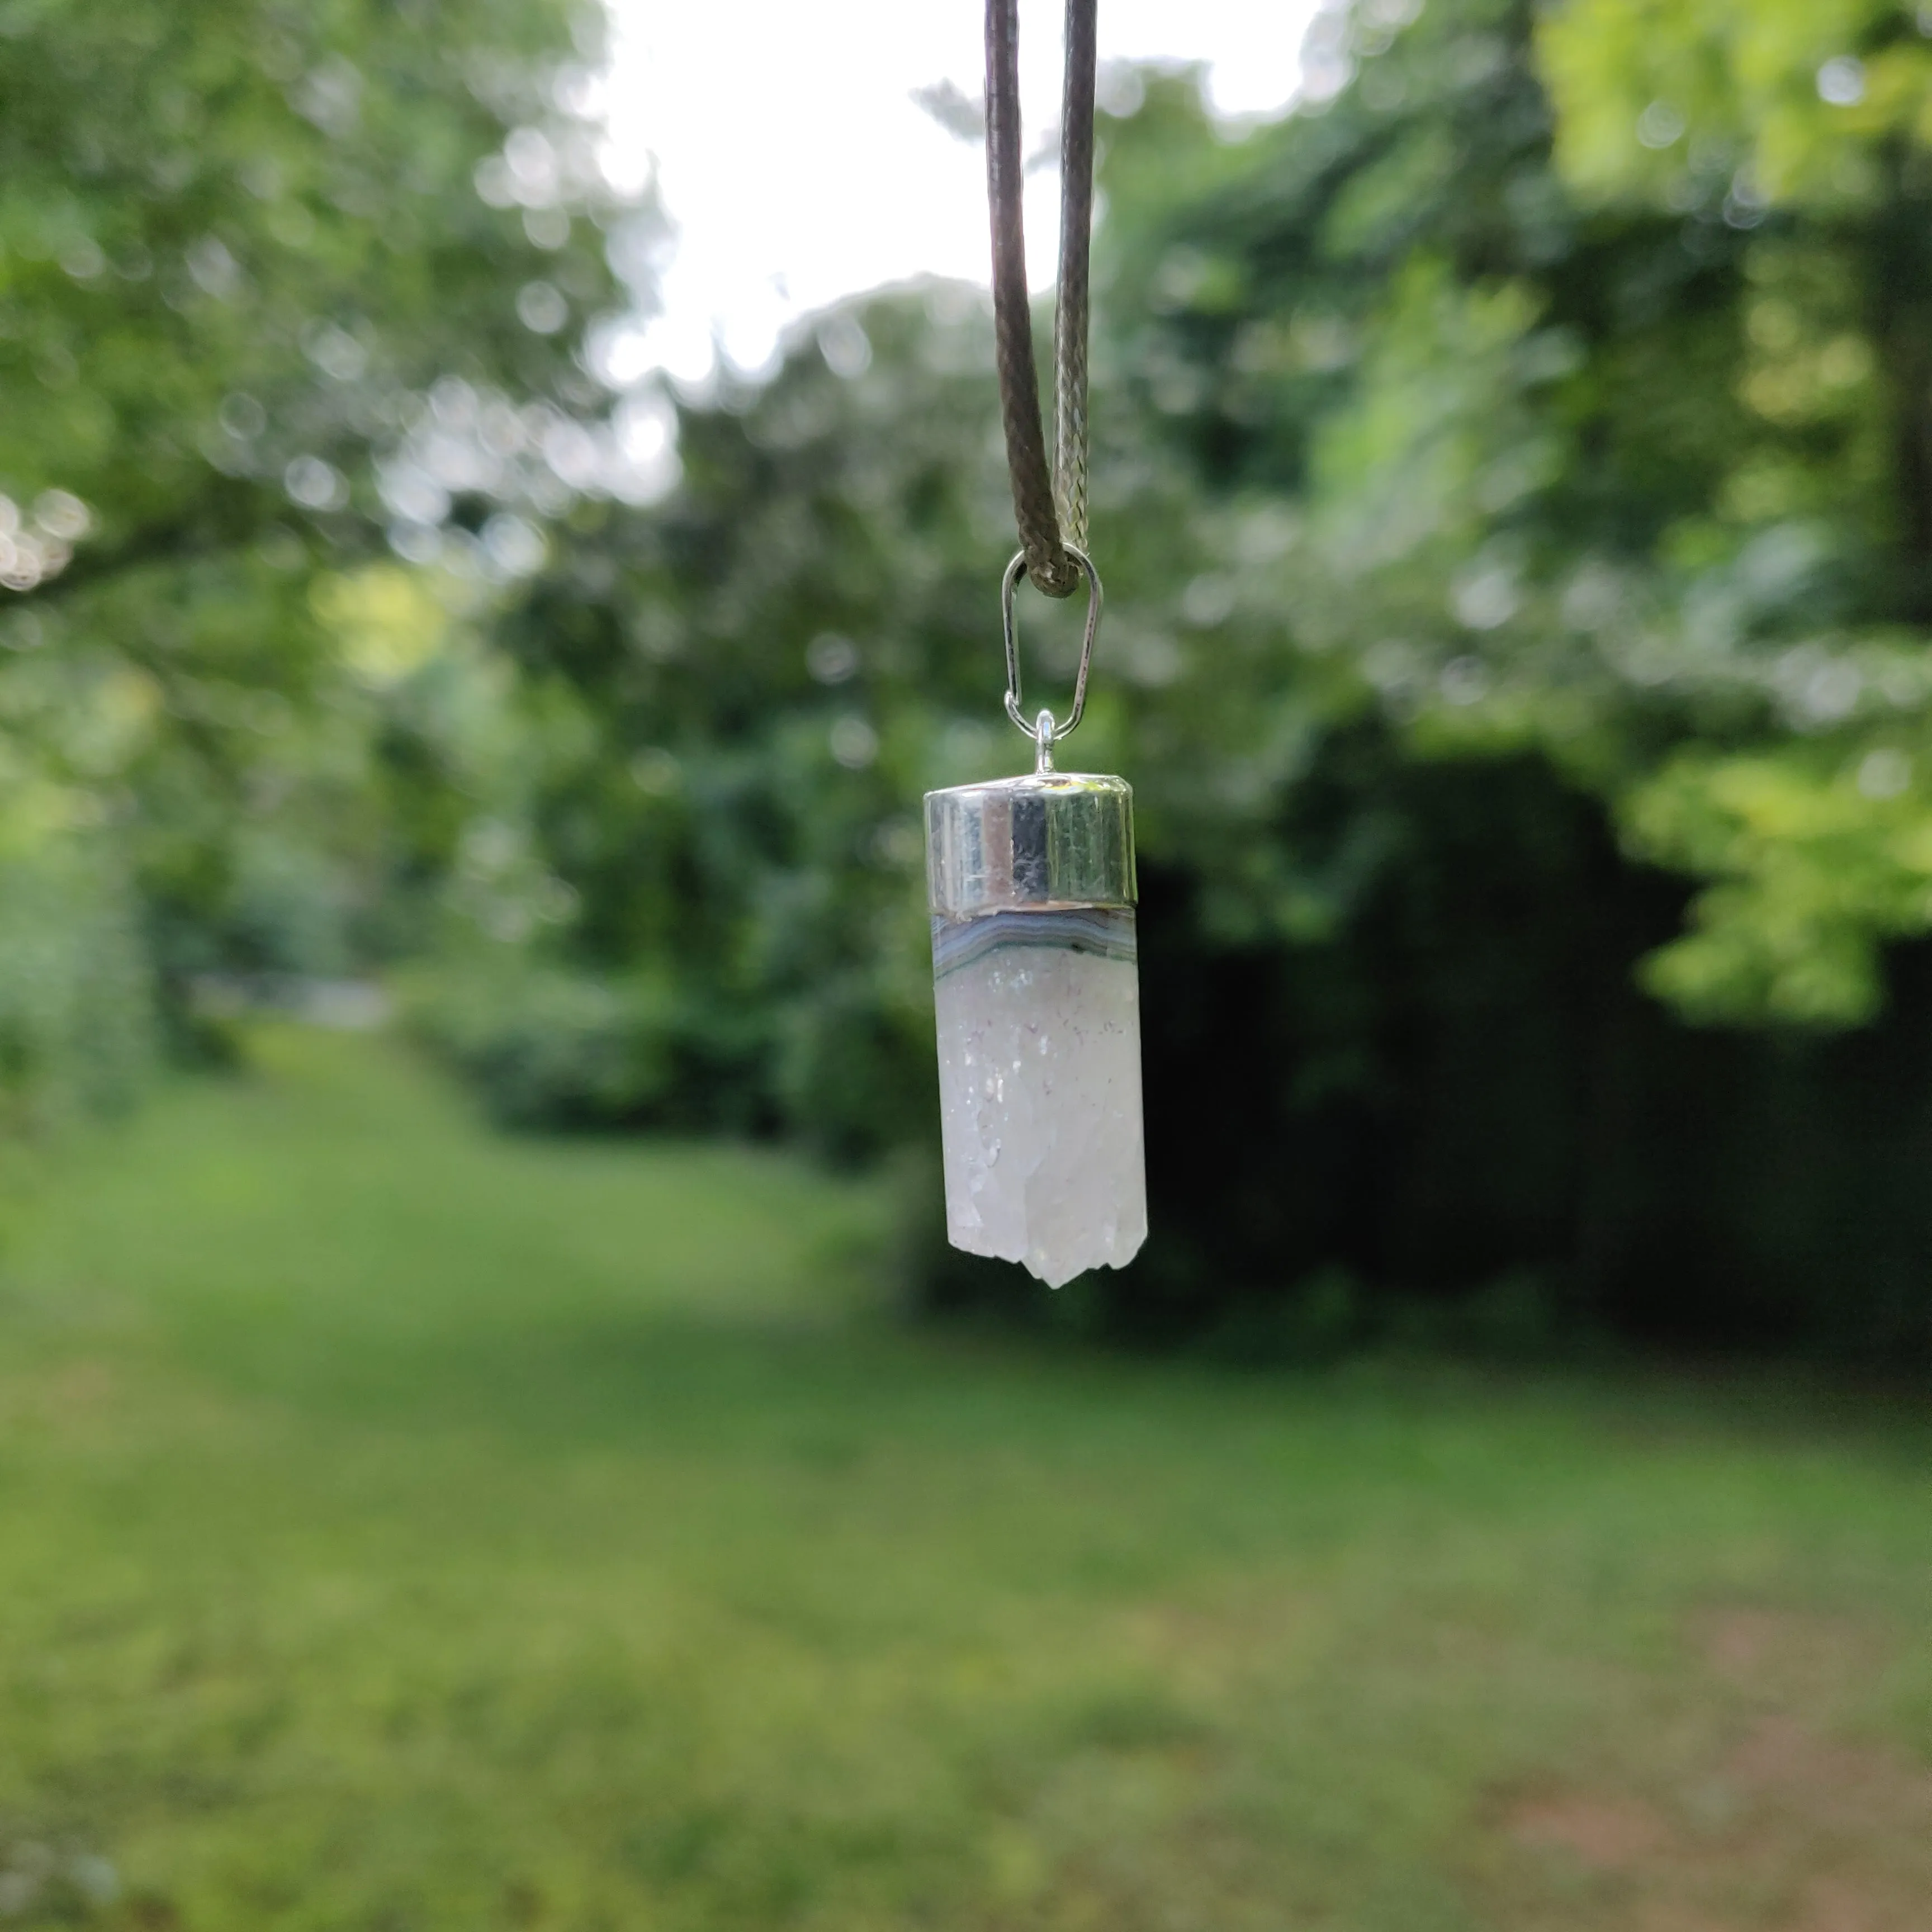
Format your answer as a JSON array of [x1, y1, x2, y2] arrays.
[[926, 769, 1147, 1285], [932, 907, 1147, 1286]]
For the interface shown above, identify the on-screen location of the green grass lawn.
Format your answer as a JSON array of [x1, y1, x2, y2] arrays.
[[0, 1026, 1927, 1931]]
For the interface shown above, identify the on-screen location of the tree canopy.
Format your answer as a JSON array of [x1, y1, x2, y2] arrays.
[[412, 0, 1932, 1347], [9, 0, 1932, 1348], [0, 0, 650, 1106]]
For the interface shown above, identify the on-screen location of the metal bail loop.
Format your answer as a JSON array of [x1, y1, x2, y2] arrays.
[[1002, 544, 1103, 749]]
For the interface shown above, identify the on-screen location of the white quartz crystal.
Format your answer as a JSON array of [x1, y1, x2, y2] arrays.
[[934, 936, 1147, 1287]]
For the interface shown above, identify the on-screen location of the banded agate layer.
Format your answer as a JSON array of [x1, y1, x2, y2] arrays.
[[931, 906, 1147, 1287]]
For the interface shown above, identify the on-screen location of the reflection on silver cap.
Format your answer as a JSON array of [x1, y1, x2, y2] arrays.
[[924, 771, 1136, 919]]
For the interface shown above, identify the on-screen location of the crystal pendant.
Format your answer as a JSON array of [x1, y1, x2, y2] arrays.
[[924, 768, 1147, 1286]]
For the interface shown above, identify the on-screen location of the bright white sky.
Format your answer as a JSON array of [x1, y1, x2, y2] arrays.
[[598, 0, 1319, 385]]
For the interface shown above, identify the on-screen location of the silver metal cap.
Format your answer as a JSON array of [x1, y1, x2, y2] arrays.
[[925, 771, 1136, 920]]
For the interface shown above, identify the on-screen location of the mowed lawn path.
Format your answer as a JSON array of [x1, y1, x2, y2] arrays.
[[0, 1027, 1927, 1932]]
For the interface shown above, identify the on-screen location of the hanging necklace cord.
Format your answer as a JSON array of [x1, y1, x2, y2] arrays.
[[986, 0, 1097, 600]]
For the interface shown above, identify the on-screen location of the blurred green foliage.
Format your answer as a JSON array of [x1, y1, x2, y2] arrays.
[[1105, 0, 1932, 1028], [0, 0, 635, 1116], [425, 0, 1932, 1346], [11, 0, 1932, 1344], [0, 827, 150, 1134]]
